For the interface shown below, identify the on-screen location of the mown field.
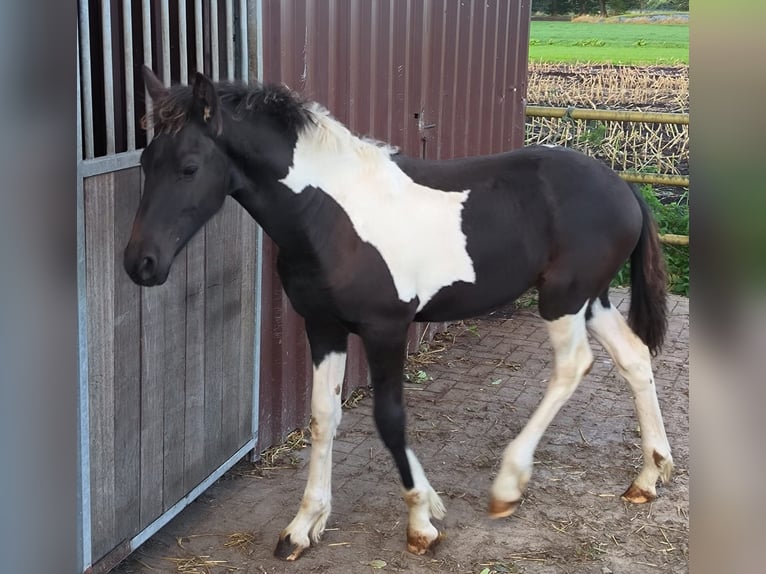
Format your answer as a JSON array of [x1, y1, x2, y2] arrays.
[[528, 20, 689, 64]]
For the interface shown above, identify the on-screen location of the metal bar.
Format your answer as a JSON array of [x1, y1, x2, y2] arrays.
[[211, 0, 220, 80], [79, 0, 94, 159], [618, 172, 689, 187], [80, 150, 143, 178], [161, 0, 171, 83], [76, 23, 93, 572], [525, 105, 689, 125], [102, 0, 116, 154], [179, 0, 188, 83], [226, 0, 234, 80], [195, 0, 204, 74], [123, 0, 136, 150], [239, 0, 248, 81], [129, 438, 256, 552], [250, 0, 264, 459], [254, 0, 263, 82], [142, 0, 154, 140], [659, 234, 689, 246], [252, 226, 263, 453]]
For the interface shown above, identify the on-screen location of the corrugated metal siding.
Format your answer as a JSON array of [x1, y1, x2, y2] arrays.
[[257, 0, 531, 450]]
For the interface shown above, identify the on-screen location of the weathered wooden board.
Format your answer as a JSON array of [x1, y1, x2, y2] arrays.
[[111, 167, 142, 544], [85, 172, 117, 560]]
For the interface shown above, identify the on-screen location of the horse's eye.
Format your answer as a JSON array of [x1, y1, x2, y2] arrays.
[[182, 164, 198, 177]]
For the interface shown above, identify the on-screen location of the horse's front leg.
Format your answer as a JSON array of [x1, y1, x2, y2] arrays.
[[362, 325, 446, 555], [274, 322, 348, 561]]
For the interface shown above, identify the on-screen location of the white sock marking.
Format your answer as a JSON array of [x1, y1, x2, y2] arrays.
[[492, 303, 593, 503], [282, 352, 346, 548], [587, 299, 672, 490]]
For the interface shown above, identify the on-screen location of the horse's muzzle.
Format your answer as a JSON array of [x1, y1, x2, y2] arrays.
[[123, 243, 167, 286]]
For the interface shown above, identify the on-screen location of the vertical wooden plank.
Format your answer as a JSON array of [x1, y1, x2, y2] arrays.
[[238, 211, 256, 444], [184, 229, 207, 488], [204, 209, 225, 469], [221, 199, 243, 453], [111, 167, 142, 545], [162, 230, 187, 510], [85, 173, 116, 560], [139, 173, 165, 529]]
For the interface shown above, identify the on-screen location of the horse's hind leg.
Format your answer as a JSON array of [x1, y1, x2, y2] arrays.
[[489, 302, 593, 517], [586, 296, 673, 503], [275, 322, 347, 561]]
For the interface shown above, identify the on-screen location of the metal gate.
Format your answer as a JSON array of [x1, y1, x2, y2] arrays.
[[76, 2, 258, 572]]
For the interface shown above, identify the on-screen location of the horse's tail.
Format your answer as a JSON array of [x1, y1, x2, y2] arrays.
[[628, 185, 668, 355]]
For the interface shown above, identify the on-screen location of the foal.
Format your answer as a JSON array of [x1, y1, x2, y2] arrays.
[[124, 68, 673, 560]]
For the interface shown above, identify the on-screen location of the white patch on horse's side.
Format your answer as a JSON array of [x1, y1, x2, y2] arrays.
[[541, 144, 560, 148], [280, 103, 476, 310]]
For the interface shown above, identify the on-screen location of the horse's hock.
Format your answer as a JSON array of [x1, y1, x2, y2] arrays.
[[113, 287, 689, 574]]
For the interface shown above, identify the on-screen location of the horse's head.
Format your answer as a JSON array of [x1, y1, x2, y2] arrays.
[[124, 67, 234, 286]]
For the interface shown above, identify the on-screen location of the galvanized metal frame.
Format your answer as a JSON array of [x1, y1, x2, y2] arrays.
[[142, 0, 154, 141], [76, 18, 93, 572], [251, 0, 264, 456], [123, 0, 136, 150], [77, 1, 260, 569]]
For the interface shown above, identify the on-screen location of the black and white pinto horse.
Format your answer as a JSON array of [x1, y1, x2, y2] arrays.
[[125, 68, 673, 560]]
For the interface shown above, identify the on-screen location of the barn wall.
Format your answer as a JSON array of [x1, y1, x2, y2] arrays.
[[256, 0, 531, 450]]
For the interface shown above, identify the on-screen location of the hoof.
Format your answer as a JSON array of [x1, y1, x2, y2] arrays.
[[488, 496, 521, 519], [621, 483, 656, 504], [406, 529, 443, 555], [274, 533, 308, 561]]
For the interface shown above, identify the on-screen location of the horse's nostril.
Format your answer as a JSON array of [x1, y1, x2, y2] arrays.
[[137, 254, 157, 281]]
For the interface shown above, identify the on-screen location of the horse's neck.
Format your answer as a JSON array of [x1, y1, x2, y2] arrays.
[[231, 107, 400, 256]]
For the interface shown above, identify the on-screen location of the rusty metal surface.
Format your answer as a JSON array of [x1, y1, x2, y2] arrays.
[[257, 0, 531, 450]]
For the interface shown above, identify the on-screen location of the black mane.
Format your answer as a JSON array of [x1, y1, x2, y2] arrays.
[[146, 80, 313, 135]]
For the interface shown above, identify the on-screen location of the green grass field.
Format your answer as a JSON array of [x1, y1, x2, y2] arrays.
[[528, 21, 689, 65]]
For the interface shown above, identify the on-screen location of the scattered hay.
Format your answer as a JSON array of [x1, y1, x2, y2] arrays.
[[163, 555, 238, 573], [342, 386, 370, 409], [223, 532, 256, 556], [403, 338, 449, 384], [256, 427, 309, 470]]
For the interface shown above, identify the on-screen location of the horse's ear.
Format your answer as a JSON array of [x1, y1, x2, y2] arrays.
[[142, 66, 169, 101], [192, 72, 222, 135]]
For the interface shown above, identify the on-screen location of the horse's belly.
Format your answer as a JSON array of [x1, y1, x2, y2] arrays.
[[413, 264, 537, 322]]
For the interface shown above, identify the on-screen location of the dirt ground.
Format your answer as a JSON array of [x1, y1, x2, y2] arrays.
[[114, 288, 689, 574]]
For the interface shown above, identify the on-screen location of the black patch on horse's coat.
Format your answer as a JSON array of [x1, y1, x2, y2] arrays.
[[399, 147, 642, 324]]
